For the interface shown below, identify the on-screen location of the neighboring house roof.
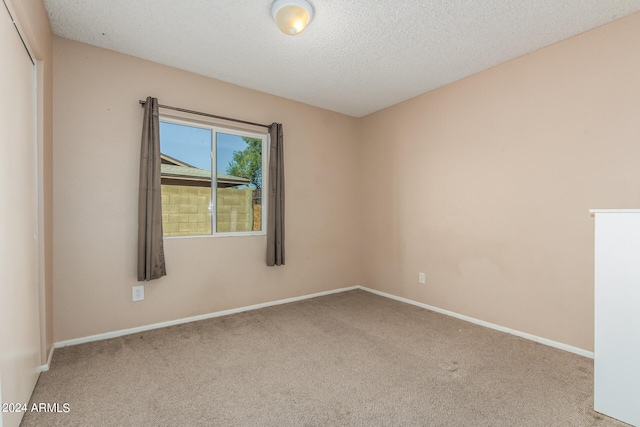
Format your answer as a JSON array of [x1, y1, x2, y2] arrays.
[[160, 154, 250, 188], [161, 153, 197, 168]]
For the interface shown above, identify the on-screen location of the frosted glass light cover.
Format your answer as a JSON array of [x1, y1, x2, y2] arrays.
[[272, 0, 313, 35]]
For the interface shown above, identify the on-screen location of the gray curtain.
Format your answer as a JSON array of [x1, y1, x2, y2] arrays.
[[267, 123, 285, 266], [137, 96, 167, 280]]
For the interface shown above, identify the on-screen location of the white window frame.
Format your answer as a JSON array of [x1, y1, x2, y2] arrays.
[[160, 115, 268, 238]]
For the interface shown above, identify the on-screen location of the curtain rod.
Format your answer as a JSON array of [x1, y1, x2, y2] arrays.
[[138, 100, 270, 129]]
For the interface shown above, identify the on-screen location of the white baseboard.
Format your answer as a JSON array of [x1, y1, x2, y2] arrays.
[[358, 286, 594, 359], [55, 286, 359, 348], [38, 345, 55, 372], [53, 284, 593, 360]]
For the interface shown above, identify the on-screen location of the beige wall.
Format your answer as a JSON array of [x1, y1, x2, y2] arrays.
[[4, 0, 54, 366], [0, 1, 53, 425], [360, 13, 640, 351], [52, 38, 362, 342]]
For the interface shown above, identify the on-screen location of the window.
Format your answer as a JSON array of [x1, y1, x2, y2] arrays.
[[159, 117, 267, 237]]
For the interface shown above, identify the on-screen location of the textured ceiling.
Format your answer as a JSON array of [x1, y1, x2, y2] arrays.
[[43, 0, 640, 117]]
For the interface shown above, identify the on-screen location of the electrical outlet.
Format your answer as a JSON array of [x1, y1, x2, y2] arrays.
[[419, 272, 426, 284], [132, 285, 144, 302]]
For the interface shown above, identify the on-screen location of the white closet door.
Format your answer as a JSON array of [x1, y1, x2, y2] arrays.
[[593, 210, 640, 427], [0, 3, 41, 427]]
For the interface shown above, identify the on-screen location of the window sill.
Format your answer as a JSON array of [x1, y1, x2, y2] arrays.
[[163, 231, 266, 240]]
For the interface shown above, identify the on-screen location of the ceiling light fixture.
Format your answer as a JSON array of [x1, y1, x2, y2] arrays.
[[271, 0, 314, 36]]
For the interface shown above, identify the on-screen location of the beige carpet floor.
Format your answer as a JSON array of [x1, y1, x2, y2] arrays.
[[21, 290, 627, 426]]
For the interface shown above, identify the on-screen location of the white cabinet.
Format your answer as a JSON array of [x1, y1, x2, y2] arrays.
[[592, 209, 640, 427]]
